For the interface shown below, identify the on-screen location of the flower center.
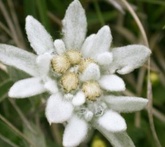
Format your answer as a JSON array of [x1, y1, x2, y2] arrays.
[[66, 50, 82, 65], [82, 81, 102, 101], [79, 58, 95, 73], [51, 55, 70, 74], [51, 50, 102, 102], [60, 72, 79, 92]]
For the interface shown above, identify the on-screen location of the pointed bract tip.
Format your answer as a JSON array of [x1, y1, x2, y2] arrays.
[[99, 25, 110, 34], [48, 121, 52, 126], [8, 89, 13, 98], [26, 15, 34, 22], [8, 87, 17, 98], [103, 25, 110, 30]]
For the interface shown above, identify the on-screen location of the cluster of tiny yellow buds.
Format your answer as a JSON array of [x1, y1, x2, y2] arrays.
[[66, 50, 82, 65], [60, 72, 79, 92], [51, 50, 82, 74], [78, 58, 95, 73], [51, 55, 70, 74], [51, 50, 102, 101], [82, 81, 102, 101]]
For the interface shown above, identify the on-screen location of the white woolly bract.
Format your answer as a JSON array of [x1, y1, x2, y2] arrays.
[[95, 52, 113, 65], [80, 63, 100, 81], [97, 110, 127, 132], [72, 91, 85, 106], [0, 44, 38, 77], [54, 39, 66, 55], [9, 77, 46, 98], [81, 34, 96, 58], [109, 45, 151, 74], [62, 0, 87, 50], [82, 26, 112, 58], [95, 125, 135, 147], [36, 53, 52, 76], [44, 79, 58, 94], [63, 115, 88, 147], [26, 16, 54, 55], [104, 96, 148, 113], [45, 93, 73, 124], [99, 75, 125, 91]]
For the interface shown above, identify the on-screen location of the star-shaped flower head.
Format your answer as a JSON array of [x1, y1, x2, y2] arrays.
[[44, 0, 151, 147], [0, 0, 151, 147]]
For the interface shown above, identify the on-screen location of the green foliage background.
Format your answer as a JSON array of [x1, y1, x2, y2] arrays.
[[0, 0, 165, 147]]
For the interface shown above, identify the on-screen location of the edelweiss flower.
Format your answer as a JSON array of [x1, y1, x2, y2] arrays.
[[0, 0, 151, 147]]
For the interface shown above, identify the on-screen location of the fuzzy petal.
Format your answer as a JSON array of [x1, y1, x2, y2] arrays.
[[99, 75, 125, 91], [0, 44, 38, 76], [109, 45, 151, 74], [62, 0, 87, 50], [26, 16, 54, 55], [72, 91, 86, 106], [45, 93, 73, 124], [91, 26, 112, 56], [84, 26, 112, 58], [63, 115, 88, 147], [97, 110, 127, 132], [95, 52, 113, 65], [36, 53, 52, 75], [9, 77, 46, 98], [95, 125, 135, 147], [104, 96, 148, 113], [54, 39, 66, 55], [81, 34, 96, 57], [80, 63, 100, 81], [44, 78, 58, 94]]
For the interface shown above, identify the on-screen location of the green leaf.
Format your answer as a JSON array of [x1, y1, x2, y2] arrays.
[[8, 67, 30, 82], [140, 0, 165, 5], [87, 11, 117, 26], [0, 119, 25, 146], [36, 0, 51, 32], [0, 80, 13, 103], [94, 124, 135, 147], [23, 122, 47, 147], [24, 0, 37, 17], [0, 68, 8, 81], [49, 0, 66, 14], [0, 134, 19, 147]]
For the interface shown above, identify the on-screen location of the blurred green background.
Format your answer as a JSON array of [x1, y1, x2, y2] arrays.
[[0, 0, 165, 147]]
